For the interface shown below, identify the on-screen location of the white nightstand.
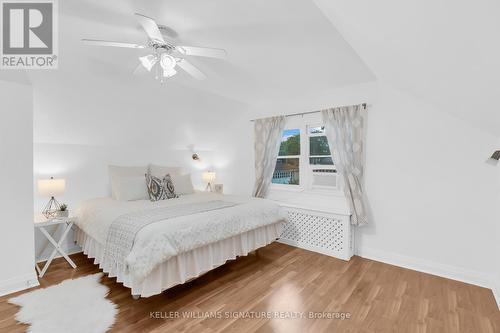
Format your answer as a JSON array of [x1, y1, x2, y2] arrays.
[[34, 214, 77, 277]]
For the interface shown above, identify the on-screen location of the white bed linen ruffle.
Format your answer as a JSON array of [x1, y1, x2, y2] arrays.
[[76, 222, 283, 297]]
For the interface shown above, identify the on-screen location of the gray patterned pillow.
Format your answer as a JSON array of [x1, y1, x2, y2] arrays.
[[145, 173, 178, 201]]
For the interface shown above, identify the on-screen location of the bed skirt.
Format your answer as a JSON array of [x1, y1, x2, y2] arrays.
[[76, 222, 283, 297]]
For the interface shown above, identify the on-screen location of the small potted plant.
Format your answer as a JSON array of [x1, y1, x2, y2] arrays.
[[56, 203, 69, 218]]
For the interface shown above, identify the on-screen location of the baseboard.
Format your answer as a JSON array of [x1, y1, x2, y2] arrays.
[[358, 247, 500, 310], [0, 272, 39, 297], [493, 282, 500, 311], [36, 245, 82, 263], [357, 246, 496, 289]]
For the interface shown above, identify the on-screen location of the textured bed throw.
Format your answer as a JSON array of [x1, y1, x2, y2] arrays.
[[76, 192, 284, 283], [104, 200, 237, 274], [78, 194, 285, 282]]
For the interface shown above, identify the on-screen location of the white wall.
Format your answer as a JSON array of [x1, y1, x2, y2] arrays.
[[32, 74, 255, 199], [0, 80, 38, 295], [360, 83, 499, 288]]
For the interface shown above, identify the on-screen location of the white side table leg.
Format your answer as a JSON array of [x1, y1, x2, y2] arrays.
[[38, 221, 77, 277]]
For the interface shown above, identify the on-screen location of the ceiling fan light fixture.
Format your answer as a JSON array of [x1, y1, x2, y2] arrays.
[[139, 55, 157, 71], [163, 68, 177, 78], [160, 53, 176, 70]]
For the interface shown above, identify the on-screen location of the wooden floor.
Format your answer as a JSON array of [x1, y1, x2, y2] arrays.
[[1, 243, 498, 333]]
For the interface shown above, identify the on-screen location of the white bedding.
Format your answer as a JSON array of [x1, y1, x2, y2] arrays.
[[76, 192, 284, 281]]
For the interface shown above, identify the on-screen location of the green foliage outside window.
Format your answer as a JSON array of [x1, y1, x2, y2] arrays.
[[278, 129, 300, 156]]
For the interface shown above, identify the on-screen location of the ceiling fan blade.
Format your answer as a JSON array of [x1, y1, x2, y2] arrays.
[[133, 63, 149, 75], [177, 46, 227, 59], [134, 13, 165, 43], [81, 39, 145, 49], [177, 59, 206, 80]]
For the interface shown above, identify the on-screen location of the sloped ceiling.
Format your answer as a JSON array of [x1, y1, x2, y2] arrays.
[[314, 0, 500, 137], [12, 0, 498, 138], [26, 0, 375, 106]]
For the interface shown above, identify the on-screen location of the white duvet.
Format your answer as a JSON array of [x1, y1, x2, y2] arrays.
[[76, 192, 284, 281]]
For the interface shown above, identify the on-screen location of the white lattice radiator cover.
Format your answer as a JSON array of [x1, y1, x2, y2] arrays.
[[278, 206, 353, 261]]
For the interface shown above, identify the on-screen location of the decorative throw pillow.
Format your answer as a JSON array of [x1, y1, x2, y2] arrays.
[[145, 173, 178, 201]]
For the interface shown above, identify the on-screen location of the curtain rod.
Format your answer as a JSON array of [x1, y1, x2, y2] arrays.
[[249, 103, 367, 122]]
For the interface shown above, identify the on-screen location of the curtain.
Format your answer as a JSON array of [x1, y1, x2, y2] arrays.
[[322, 105, 368, 226], [252, 116, 286, 198]]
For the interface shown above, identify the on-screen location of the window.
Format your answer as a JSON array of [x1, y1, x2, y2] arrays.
[[271, 118, 338, 191], [307, 126, 337, 189], [272, 129, 300, 185], [308, 126, 333, 165]]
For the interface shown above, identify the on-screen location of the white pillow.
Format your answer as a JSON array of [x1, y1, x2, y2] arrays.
[[148, 164, 184, 178], [109, 165, 147, 199], [171, 173, 194, 195], [113, 176, 149, 201]]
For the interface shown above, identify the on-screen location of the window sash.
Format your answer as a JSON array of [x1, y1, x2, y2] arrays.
[[277, 155, 300, 159], [271, 120, 339, 192]]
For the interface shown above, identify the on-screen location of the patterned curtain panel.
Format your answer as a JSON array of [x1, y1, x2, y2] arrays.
[[252, 116, 286, 198], [322, 105, 368, 226]]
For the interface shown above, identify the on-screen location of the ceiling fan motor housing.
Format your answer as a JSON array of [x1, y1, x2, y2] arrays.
[[160, 54, 177, 70], [150, 41, 176, 51]]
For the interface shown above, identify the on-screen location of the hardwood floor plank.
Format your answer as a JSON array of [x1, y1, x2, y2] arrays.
[[0, 242, 498, 332]]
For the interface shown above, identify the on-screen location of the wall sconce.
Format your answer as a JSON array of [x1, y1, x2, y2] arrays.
[[490, 150, 500, 161], [188, 144, 200, 161]]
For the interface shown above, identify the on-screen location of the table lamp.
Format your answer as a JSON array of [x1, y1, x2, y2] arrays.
[[38, 177, 66, 219], [202, 171, 216, 192]]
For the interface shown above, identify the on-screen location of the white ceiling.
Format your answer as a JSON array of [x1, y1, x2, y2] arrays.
[[7, 0, 499, 138], [314, 0, 500, 136], [27, 0, 375, 106]]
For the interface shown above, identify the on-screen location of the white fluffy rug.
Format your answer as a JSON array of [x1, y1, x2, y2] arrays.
[[9, 273, 118, 333]]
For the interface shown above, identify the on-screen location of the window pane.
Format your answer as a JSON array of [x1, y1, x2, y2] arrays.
[[308, 126, 325, 135], [278, 129, 300, 156], [309, 157, 334, 165], [272, 158, 299, 185], [309, 136, 331, 155]]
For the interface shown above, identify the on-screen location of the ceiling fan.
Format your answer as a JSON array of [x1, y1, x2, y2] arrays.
[[82, 13, 227, 82]]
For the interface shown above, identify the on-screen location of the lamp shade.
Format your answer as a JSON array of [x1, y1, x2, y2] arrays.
[[139, 55, 156, 71], [38, 178, 66, 197], [202, 171, 216, 183]]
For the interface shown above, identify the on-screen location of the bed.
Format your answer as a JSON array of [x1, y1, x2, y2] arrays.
[[75, 191, 284, 298]]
